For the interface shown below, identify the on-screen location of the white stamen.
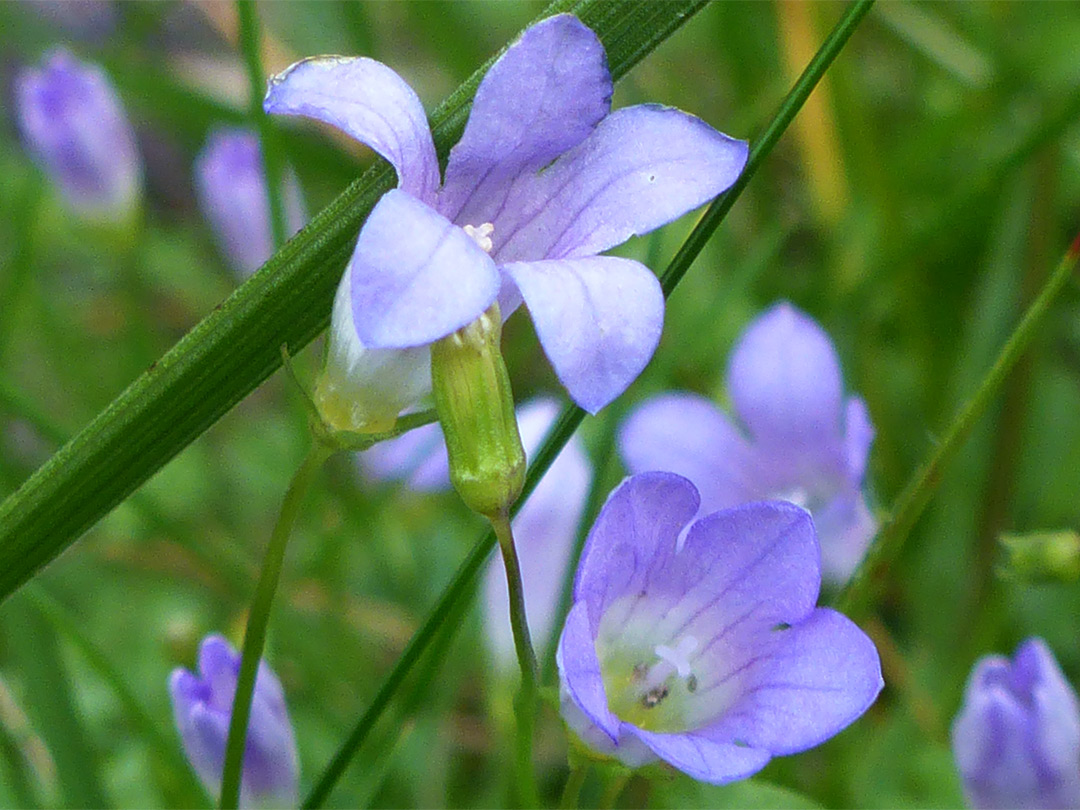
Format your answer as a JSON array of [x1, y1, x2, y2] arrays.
[[654, 636, 699, 680], [462, 222, 495, 254]]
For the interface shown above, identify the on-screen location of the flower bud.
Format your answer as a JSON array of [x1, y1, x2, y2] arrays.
[[168, 635, 299, 809], [998, 530, 1080, 584], [15, 48, 141, 224], [430, 303, 525, 519], [952, 638, 1080, 809], [195, 128, 307, 278]]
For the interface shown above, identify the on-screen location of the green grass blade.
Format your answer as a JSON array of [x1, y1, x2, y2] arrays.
[[0, 0, 705, 605]]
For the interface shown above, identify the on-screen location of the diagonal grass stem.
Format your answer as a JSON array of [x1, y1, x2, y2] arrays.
[[835, 233, 1080, 619]]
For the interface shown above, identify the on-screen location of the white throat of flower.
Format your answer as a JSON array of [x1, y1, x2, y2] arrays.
[[602, 629, 701, 732], [463, 222, 495, 254], [771, 486, 810, 509]]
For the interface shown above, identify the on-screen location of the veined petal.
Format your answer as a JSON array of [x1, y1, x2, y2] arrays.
[[574, 472, 699, 630], [438, 13, 611, 225], [707, 608, 882, 755], [503, 256, 663, 413], [558, 601, 622, 741], [264, 56, 440, 202], [627, 726, 771, 785], [619, 393, 757, 514], [348, 189, 500, 348], [727, 303, 844, 448], [494, 105, 747, 262]]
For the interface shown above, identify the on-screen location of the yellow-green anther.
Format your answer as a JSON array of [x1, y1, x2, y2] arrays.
[[430, 302, 525, 520], [998, 530, 1080, 584]]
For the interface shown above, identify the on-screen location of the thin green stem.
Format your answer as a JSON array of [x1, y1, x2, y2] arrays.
[[836, 233, 1080, 619], [559, 764, 589, 810], [237, 0, 287, 250], [303, 2, 877, 803], [491, 513, 540, 808], [599, 771, 629, 810], [219, 442, 332, 809]]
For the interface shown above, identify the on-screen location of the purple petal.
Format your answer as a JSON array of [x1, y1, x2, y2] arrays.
[[953, 639, 1080, 810], [198, 635, 240, 713], [557, 601, 621, 741], [494, 105, 747, 263], [618, 393, 757, 513], [195, 128, 307, 278], [347, 189, 500, 348], [813, 492, 876, 586], [727, 303, 844, 448], [844, 396, 874, 482], [626, 726, 772, 785], [574, 472, 699, 630], [360, 421, 451, 491], [15, 48, 141, 220], [663, 502, 822, 638], [264, 56, 439, 202], [438, 14, 611, 225], [503, 256, 663, 413], [708, 608, 883, 755], [484, 399, 591, 668]]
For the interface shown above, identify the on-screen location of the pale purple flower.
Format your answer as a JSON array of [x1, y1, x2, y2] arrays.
[[557, 472, 882, 783], [195, 128, 308, 278], [264, 14, 748, 428], [169, 635, 299, 808], [952, 638, 1080, 809], [619, 302, 875, 585], [15, 48, 141, 222], [359, 398, 592, 668]]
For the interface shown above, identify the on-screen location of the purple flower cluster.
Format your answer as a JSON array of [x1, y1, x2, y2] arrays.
[[15, 47, 142, 223], [195, 129, 308, 278], [169, 636, 299, 808], [264, 14, 748, 429], [952, 638, 1080, 809], [620, 303, 876, 584], [557, 472, 883, 782]]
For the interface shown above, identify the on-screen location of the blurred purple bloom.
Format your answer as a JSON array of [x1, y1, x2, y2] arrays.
[[619, 302, 875, 584], [952, 638, 1080, 809], [169, 635, 299, 808], [195, 128, 308, 278], [557, 472, 882, 783], [264, 14, 747, 421], [15, 48, 141, 222], [360, 398, 592, 667]]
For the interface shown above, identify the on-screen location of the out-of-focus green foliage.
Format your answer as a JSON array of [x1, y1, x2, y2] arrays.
[[1, 2, 1079, 808]]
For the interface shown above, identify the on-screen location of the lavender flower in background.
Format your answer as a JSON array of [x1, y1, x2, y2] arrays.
[[195, 128, 308, 278], [169, 635, 299, 808], [360, 398, 592, 667], [952, 638, 1080, 809], [15, 48, 142, 223], [619, 302, 875, 584], [264, 13, 748, 432], [557, 472, 882, 782]]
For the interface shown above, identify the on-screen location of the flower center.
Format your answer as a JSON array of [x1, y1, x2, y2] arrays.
[[603, 635, 700, 732], [462, 222, 494, 254]]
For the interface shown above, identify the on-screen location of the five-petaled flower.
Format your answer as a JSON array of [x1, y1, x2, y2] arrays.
[[169, 635, 299, 808], [264, 14, 748, 431], [557, 472, 882, 783], [360, 398, 591, 670], [619, 302, 876, 585], [195, 128, 308, 278], [15, 47, 142, 223], [952, 637, 1080, 810]]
